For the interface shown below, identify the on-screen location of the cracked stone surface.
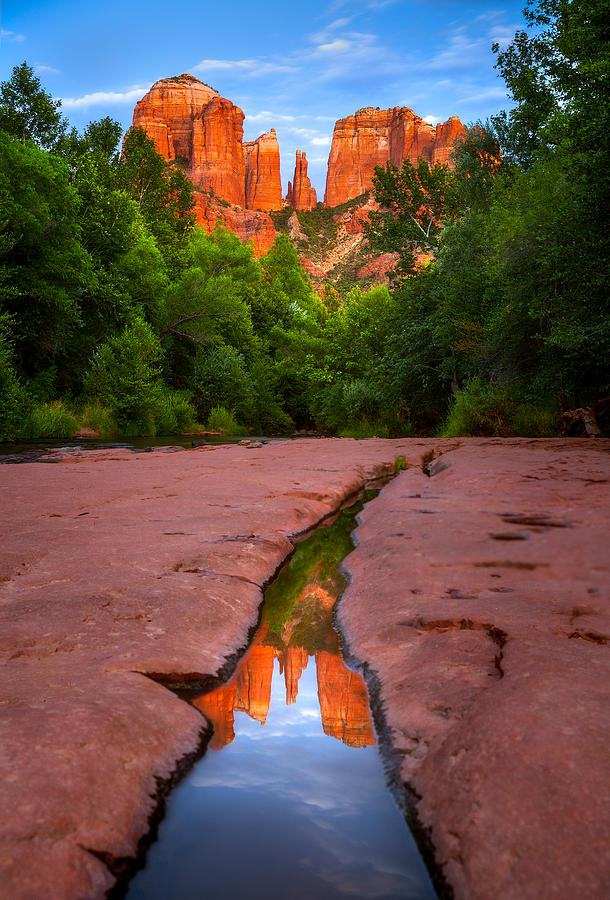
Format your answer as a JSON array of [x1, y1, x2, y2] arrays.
[[338, 438, 610, 900], [0, 437, 445, 899]]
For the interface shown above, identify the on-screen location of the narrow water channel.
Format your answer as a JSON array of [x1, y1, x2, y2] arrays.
[[127, 492, 436, 900]]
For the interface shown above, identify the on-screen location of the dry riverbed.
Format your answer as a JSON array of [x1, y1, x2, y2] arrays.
[[0, 438, 608, 899]]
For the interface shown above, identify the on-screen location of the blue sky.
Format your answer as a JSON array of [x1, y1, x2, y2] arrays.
[[0, 0, 524, 195]]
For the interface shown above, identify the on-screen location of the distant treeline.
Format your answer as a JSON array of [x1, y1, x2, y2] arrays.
[[1, 0, 608, 441]]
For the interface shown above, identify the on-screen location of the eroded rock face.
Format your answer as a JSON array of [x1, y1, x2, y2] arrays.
[[133, 74, 246, 207], [244, 129, 282, 211], [286, 150, 317, 210], [133, 74, 275, 255], [324, 106, 466, 207], [193, 193, 276, 257]]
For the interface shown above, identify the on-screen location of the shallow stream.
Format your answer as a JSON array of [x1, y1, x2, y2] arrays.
[[126, 492, 435, 899]]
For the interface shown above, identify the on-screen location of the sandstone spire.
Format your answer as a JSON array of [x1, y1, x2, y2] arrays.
[[287, 149, 317, 210]]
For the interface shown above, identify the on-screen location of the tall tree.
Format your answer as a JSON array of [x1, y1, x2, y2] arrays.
[[0, 62, 66, 149]]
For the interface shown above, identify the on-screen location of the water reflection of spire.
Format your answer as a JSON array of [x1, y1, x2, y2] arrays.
[[279, 647, 309, 704], [193, 639, 374, 750]]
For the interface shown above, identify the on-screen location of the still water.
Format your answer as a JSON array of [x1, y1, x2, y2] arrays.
[[127, 494, 436, 900]]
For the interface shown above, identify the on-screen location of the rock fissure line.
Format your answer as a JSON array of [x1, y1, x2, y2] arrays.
[[81, 719, 213, 900], [94, 469, 400, 898]]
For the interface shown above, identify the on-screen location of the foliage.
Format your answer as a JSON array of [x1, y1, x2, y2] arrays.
[[84, 318, 165, 434], [206, 405, 248, 435], [19, 400, 79, 440], [0, 62, 66, 149], [441, 378, 557, 437]]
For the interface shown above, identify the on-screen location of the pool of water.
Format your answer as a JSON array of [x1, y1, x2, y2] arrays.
[[126, 494, 436, 900]]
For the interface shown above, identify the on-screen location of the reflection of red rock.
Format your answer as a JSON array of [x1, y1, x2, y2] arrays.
[[287, 150, 317, 211], [234, 642, 275, 724], [244, 129, 282, 211], [194, 683, 237, 750], [324, 106, 466, 207], [279, 647, 309, 704], [316, 651, 375, 748]]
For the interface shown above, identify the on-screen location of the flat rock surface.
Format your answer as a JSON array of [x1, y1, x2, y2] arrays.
[[338, 438, 610, 900], [0, 437, 441, 899]]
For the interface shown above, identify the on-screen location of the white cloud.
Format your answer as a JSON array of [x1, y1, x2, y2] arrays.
[[311, 135, 331, 146], [193, 58, 297, 76], [60, 86, 150, 110], [1, 28, 25, 42], [458, 86, 507, 104], [317, 38, 352, 54], [35, 65, 60, 75], [424, 115, 440, 125], [246, 110, 296, 123]]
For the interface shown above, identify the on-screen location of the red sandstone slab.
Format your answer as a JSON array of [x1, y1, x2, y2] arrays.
[[338, 438, 610, 900], [0, 438, 442, 898]]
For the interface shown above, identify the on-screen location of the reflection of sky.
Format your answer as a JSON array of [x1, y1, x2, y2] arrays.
[[128, 659, 435, 900]]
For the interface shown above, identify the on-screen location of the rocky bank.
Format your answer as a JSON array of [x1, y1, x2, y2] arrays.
[[1, 438, 607, 899]]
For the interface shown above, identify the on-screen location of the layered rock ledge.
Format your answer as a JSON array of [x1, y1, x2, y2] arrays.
[[0, 438, 608, 899], [0, 438, 440, 898], [338, 438, 610, 899]]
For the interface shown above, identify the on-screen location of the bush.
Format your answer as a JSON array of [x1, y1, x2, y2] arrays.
[[441, 378, 558, 437], [0, 337, 30, 440], [84, 317, 164, 434], [19, 400, 79, 439], [206, 405, 248, 435], [154, 390, 198, 434], [78, 400, 117, 436]]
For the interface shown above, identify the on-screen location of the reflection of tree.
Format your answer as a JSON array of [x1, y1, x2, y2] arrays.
[[262, 491, 376, 636], [192, 490, 378, 749]]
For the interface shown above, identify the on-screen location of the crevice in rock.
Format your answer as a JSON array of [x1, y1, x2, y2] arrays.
[[82, 720, 213, 899], [567, 630, 607, 645], [90, 467, 399, 897], [399, 617, 508, 679]]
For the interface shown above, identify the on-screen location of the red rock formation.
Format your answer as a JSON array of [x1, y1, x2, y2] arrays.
[[193, 193, 275, 257], [315, 651, 375, 748], [133, 74, 276, 254], [324, 107, 466, 207], [133, 74, 246, 207], [244, 129, 282, 211], [286, 150, 317, 210]]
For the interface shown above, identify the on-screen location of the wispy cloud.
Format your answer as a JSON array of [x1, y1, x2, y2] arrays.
[[245, 110, 296, 123], [311, 135, 331, 146], [60, 86, 151, 110], [193, 58, 298, 76], [458, 86, 508, 104], [0, 28, 25, 42], [35, 64, 60, 75]]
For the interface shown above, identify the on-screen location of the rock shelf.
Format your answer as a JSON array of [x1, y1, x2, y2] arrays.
[[0, 437, 608, 899]]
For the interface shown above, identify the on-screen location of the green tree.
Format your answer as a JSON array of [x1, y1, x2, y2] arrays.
[[84, 317, 165, 433], [366, 158, 460, 279], [0, 62, 66, 149]]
